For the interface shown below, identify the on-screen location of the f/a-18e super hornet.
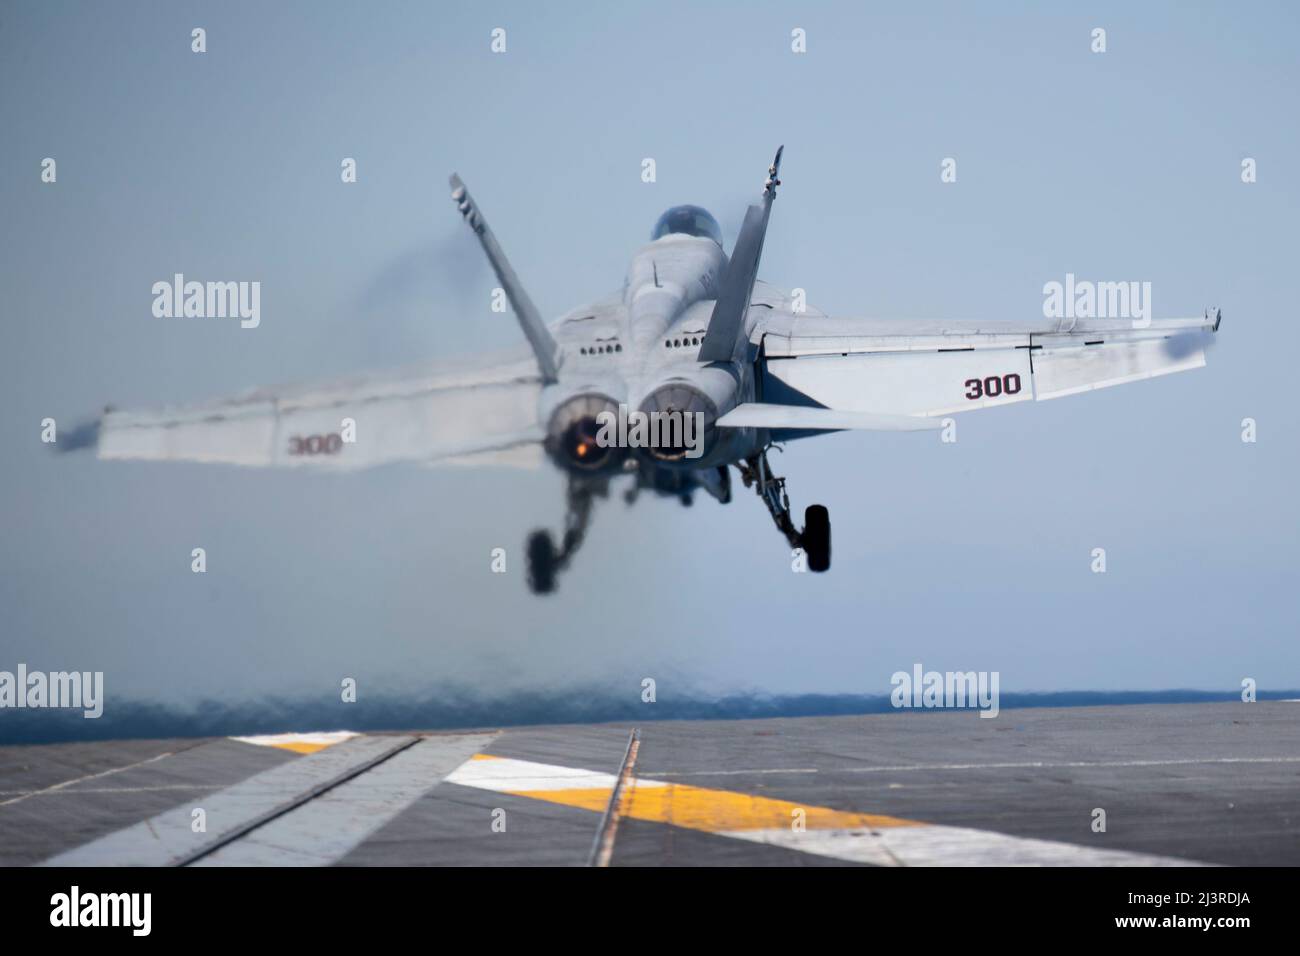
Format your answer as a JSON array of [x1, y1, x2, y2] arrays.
[[86, 148, 1220, 593]]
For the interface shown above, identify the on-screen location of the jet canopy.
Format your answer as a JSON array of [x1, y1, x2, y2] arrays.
[[651, 205, 723, 246]]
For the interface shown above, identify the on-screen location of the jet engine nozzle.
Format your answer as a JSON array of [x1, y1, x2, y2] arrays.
[[636, 383, 718, 463], [545, 393, 627, 473]]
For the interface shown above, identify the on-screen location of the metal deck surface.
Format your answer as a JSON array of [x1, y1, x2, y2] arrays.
[[2, 702, 1297, 866]]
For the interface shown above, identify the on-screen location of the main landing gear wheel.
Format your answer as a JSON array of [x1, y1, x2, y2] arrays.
[[526, 530, 559, 594], [741, 448, 832, 573], [802, 504, 831, 572], [524, 478, 598, 595]]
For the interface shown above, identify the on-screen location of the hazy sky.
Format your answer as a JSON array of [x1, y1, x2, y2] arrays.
[[2, 1, 1297, 727]]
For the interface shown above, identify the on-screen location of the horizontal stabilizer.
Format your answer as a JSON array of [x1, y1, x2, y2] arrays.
[[716, 403, 942, 431]]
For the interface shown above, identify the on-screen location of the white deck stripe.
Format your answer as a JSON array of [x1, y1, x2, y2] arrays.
[[731, 825, 1199, 867], [231, 731, 359, 749], [194, 734, 496, 866], [0, 785, 238, 797], [42, 735, 414, 866], [0, 751, 180, 808], [447, 755, 663, 792]]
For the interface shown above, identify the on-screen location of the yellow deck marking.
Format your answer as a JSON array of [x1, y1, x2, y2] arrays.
[[465, 755, 917, 831], [271, 741, 332, 754], [448, 753, 1199, 865], [230, 731, 359, 754], [510, 781, 917, 831], [620, 780, 918, 831]]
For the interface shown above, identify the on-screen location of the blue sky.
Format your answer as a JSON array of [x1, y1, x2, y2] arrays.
[[1, 1, 1297, 726]]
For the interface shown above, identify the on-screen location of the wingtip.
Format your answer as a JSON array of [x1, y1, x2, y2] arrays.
[[52, 418, 101, 454]]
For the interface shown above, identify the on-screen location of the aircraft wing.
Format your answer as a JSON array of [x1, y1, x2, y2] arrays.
[[94, 351, 546, 470], [729, 311, 1220, 428]]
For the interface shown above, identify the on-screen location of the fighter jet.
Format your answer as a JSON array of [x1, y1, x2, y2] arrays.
[[86, 148, 1221, 593]]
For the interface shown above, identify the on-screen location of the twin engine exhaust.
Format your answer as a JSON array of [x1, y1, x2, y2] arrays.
[[545, 385, 719, 471]]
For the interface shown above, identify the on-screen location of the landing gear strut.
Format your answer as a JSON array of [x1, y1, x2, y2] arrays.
[[526, 478, 596, 594], [739, 447, 831, 572]]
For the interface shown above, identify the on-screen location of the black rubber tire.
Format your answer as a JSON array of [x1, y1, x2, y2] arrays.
[[803, 504, 831, 572], [526, 530, 559, 594]]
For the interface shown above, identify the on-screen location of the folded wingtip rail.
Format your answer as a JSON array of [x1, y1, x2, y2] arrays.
[[449, 173, 560, 384]]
